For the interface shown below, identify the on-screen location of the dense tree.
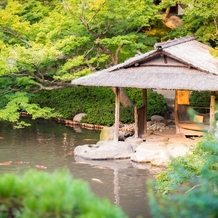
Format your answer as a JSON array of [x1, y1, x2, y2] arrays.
[[0, 0, 217, 125], [0, 0, 160, 125], [160, 0, 218, 48]]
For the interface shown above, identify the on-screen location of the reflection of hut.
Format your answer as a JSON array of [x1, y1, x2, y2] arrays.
[[71, 36, 218, 139]]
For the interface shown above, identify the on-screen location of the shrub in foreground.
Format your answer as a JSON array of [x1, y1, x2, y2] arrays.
[[148, 134, 218, 218], [0, 170, 127, 218]]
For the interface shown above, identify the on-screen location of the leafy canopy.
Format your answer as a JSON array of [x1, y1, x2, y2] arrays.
[[0, 0, 160, 125], [1, 0, 218, 125]]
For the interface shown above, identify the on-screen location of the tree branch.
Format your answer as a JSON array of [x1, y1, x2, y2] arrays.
[[185, 184, 202, 193], [1, 26, 30, 47], [33, 82, 75, 91], [214, 17, 218, 35], [114, 45, 122, 65], [62, 0, 103, 38]]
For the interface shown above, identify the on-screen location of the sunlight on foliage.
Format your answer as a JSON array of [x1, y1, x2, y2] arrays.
[[0, 92, 59, 128]]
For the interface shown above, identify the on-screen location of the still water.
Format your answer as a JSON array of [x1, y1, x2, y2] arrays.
[[0, 118, 155, 218]]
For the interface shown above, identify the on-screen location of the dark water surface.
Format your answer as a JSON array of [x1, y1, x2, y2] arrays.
[[0, 118, 154, 218]]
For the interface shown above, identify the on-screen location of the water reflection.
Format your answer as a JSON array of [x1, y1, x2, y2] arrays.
[[0, 118, 155, 218]]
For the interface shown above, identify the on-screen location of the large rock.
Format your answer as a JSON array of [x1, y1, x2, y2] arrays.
[[125, 137, 144, 151], [100, 127, 115, 141], [74, 141, 134, 160], [131, 139, 192, 166], [73, 113, 87, 122], [131, 142, 169, 166], [151, 115, 165, 123], [100, 127, 126, 141], [167, 143, 190, 158]]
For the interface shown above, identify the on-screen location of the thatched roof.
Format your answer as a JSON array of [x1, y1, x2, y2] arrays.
[[71, 36, 218, 91]]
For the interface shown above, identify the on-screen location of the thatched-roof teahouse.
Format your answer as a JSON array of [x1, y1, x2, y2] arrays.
[[71, 36, 218, 140]]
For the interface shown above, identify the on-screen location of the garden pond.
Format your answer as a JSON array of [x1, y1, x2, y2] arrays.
[[0, 118, 157, 218]]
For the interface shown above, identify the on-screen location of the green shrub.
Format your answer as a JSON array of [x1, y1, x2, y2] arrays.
[[125, 88, 168, 120], [153, 134, 218, 194], [147, 90, 168, 119], [81, 106, 135, 126], [81, 107, 115, 126], [31, 87, 115, 119], [148, 134, 218, 218], [32, 87, 168, 126], [0, 170, 127, 218], [120, 106, 135, 124]]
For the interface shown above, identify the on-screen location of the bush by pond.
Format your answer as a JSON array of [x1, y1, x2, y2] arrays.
[[148, 134, 218, 217], [0, 170, 127, 218], [31, 87, 168, 126]]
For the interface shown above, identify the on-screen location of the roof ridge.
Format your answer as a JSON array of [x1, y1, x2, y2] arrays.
[[154, 35, 196, 50]]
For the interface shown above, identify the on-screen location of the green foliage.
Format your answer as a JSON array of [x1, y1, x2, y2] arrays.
[[0, 0, 218, 125], [0, 0, 159, 89], [32, 87, 168, 126], [0, 170, 127, 218], [125, 88, 168, 120], [148, 134, 218, 217], [149, 172, 218, 218], [161, 0, 218, 47], [81, 107, 115, 126], [182, 0, 218, 45], [147, 91, 168, 119], [154, 134, 217, 194], [0, 92, 59, 128], [0, 0, 160, 124], [31, 86, 115, 119], [120, 106, 135, 124], [190, 91, 210, 112]]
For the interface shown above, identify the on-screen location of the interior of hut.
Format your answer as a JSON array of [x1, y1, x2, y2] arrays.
[[174, 90, 218, 136], [134, 90, 217, 138]]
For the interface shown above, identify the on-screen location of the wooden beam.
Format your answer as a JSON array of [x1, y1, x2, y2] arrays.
[[210, 92, 216, 130], [142, 89, 147, 134], [134, 106, 138, 138], [114, 87, 120, 142], [174, 90, 180, 134]]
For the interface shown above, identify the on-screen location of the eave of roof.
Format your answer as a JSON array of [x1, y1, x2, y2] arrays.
[[71, 66, 218, 91], [71, 36, 218, 91], [163, 40, 218, 75]]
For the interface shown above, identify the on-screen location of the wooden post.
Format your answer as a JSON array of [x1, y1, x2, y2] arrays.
[[210, 92, 216, 130], [142, 89, 147, 134], [114, 87, 120, 142], [134, 106, 138, 138], [174, 90, 180, 134]]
